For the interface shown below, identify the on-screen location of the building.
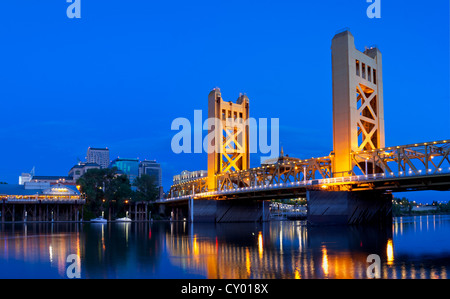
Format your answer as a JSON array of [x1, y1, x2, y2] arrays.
[[139, 160, 162, 187], [18, 167, 35, 185], [109, 158, 139, 184], [19, 173, 32, 185], [0, 182, 84, 222], [68, 162, 101, 181], [86, 147, 110, 169], [30, 175, 76, 185], [173, 170, 207, 185], [139, 160, 163, 199]]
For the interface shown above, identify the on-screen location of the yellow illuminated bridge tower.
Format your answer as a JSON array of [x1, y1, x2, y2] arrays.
[[331, 30, 385, 177], [207, 88, 250, 191]]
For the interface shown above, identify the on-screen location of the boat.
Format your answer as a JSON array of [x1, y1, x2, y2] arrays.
[[116, 217, 132, 222], [90, 217, 107, 223]]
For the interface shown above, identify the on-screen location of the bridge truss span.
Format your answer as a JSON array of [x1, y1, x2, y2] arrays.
[[352, 139, 450, 177], [166, 139, 450, 202]]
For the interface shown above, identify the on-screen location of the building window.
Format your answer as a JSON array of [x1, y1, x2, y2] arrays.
[[368, 66, 372, 82], [362, 63, 366, 79], [373, 69, 377, 84], [356, 60, 360, 76]]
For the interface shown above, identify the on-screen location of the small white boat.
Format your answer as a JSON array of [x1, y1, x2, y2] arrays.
[[116, 217, 132, 222], [91, 217, 107, 223]]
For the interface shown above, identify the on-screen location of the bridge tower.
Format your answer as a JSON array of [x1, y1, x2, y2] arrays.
[[331, 30, 385, 176], [207, 88, 250, 191]]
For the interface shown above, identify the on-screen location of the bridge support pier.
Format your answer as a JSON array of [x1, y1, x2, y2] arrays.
[[192, 199, 270, 223], [307, 190, 392, 226]]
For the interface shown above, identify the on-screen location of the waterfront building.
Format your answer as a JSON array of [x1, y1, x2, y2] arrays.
[[109, 158, 139, 183], [86, 147, 110, 169], [0, 182, 82, 201], [18, 167, 35, 185], [30, 175, 76, 185], [173, 170, 207, 185], [18, 173, 32, 185], [68, 162, 101, 181]]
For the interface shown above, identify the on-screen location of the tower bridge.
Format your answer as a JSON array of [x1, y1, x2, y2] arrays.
[[158, 30, 450, 224]]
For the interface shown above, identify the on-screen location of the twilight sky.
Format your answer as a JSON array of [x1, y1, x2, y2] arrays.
[[0, 0, 449, 203]]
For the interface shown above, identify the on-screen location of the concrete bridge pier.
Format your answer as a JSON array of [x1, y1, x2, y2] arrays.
[[157, 198, 270, 223], [307, 190, 392, 226], [192, 198, 270, 223]]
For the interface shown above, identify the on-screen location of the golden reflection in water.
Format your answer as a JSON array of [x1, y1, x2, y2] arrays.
[[166, 226, 373, 279], [321, 247, 329, 277], [164, 218, 450, 279], [0, 224, 82, 278], [294, 268, 301, 279], [245, 248, 251, 276], [192, 234, 199, 256], [387, 239, 394, 265], [258, 231, 263, 259]]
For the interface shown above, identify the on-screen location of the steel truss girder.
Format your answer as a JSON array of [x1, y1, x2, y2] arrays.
[[351, 140, 450, 176]]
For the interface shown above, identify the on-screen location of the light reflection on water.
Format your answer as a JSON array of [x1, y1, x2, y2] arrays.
[[1, 215, 450, 279]]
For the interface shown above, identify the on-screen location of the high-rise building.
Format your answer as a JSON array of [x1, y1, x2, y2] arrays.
[[86, 147, 110, 169], [139, 160, 162, 187], [109, 158, 139, 184]]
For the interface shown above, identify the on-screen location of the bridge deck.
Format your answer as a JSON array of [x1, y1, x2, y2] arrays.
[[158, 170, 450, 204]]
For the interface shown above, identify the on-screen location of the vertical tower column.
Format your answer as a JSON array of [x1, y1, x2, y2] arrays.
[[331, 30, 385, 176], [207, 88, 250, 190]]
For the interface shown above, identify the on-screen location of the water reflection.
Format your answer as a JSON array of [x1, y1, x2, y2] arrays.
[[1, 215, 450, 278]]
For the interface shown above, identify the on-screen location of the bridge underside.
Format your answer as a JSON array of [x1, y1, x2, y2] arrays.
[[307, 190, 392, 226], [158, 198, 270, 223]]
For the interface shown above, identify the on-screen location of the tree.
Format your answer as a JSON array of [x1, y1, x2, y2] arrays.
[[77, 167, 133, 219], [133, 174, 158, 202], [104, 173, 132, 219]]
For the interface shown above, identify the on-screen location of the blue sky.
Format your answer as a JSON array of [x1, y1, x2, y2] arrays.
[[0, 0, 449, 203]]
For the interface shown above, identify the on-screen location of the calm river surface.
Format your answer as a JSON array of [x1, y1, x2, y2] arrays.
[[1, 215, 450, 279]]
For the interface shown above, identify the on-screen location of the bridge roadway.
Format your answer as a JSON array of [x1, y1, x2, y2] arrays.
[[156, 168, 450, 204]]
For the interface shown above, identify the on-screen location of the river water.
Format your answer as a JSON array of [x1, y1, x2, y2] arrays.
[[1, 215, 450, 279]]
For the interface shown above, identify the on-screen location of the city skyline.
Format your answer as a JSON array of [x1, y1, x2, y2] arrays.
[[0, 1, 448, 203]]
